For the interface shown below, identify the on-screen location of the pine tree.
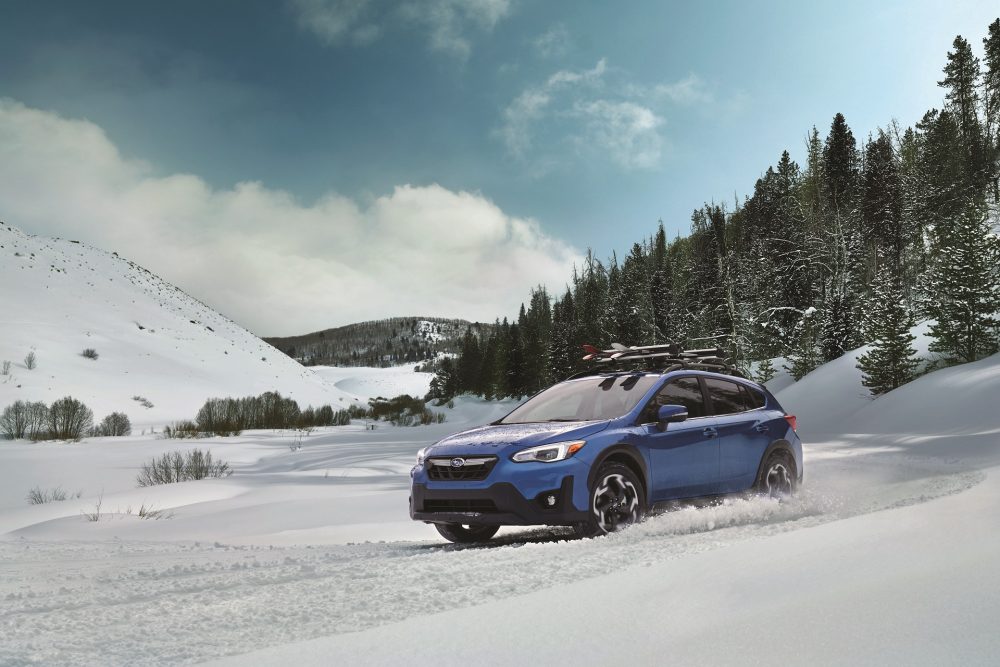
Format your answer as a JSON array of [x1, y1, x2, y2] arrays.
[[455, 327, 481, 393], [861, 131, 903, 277], [983, 19, 1000, 201], [755, 357, 777, 385], [785, 308, 822, 381], [429, 357, 457, 400], [548, 288, 577, 381], [823, 113, 859, 216], [618, 243, 656, 345], [923, 203, 1000, 364], [939, 35, 988, 193], [856, 267, 919, 395]]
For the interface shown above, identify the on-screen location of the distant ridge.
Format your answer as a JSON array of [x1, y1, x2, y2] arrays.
[[265, 317, 490, 367]]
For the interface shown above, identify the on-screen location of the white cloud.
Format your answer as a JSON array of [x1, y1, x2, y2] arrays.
[[649, 74, 713, 105], [289, 0, 512, 58], [497, 89, 552, 158], [497, 58, 671, 171], [0, 99, 581, 335], [546, 58, 607, 88], [573, 100, 663, 169], [533, 24, 571, 59], [288, 0, 379, 45]]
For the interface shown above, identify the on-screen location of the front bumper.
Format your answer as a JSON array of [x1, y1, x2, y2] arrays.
[[410, 475, 590, 526]]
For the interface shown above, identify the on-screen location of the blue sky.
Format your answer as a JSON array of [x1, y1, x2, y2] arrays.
[[0, 1, 998, 334]]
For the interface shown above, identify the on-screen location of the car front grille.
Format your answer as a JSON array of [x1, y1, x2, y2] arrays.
[[422, 498, 499, 513], [426, 456, 497, 481]]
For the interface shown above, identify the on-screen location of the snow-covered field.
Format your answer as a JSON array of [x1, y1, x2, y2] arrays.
[[310, 363, 435, 403], [2, 303, 1000, 664]]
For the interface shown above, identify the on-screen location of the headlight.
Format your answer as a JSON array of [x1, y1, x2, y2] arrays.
[[511, 440, 586, 463], [415, 447, 428, 466]]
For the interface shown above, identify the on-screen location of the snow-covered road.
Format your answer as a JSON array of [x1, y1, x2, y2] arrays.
[[0, 428, 991, 666]]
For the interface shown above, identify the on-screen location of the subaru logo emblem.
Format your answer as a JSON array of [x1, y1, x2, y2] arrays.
[[450, 457, 466, 468]]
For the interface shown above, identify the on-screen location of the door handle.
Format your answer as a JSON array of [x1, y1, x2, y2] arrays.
[[755, 424, 769, 433], [702, 427, 718, 438]]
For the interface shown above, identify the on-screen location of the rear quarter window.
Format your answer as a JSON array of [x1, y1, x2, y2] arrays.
[[740, 384, 766, 410], [703, 378, 745, 415]]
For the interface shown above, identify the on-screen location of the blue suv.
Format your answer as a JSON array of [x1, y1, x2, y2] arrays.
[[410, 346, 802, 543]]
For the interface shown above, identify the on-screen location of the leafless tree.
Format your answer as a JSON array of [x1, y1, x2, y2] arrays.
[[47, 396, 93, 440]]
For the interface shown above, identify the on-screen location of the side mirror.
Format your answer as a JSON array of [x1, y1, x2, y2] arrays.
[[657, 404, 688, 425]]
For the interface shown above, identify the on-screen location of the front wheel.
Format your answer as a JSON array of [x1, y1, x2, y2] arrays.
[[575, 463, 645, 538], [434, 522, 500, 544], [755, 450, 797, 499]]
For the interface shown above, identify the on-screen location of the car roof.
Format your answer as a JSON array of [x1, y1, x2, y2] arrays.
[[562, 368, 762, 389]]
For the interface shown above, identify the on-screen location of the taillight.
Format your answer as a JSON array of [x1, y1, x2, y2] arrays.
[[784, 415, 797, 431]]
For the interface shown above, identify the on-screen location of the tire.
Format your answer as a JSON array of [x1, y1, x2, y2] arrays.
[[434, 523, 500, 544], [755, 450, 797, 499], [574, 463, 645, 538]]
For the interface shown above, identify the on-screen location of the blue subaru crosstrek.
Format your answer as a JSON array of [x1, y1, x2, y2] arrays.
[[410, 346, 802, 543]]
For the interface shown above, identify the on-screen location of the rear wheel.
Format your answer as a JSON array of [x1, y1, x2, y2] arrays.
[[434, 523, 500, 544], [755, 450, 796, 499], [575, 463, 644, 538]]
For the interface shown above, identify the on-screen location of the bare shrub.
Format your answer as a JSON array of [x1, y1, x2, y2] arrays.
[[1, 401, 28, 439], [27, 487, 81, 504], [81, 348, 99, 360], [135, 503, 171, 520], [47, 396, 93, 440], [163, 421, 199, 439], [136, 449, 231, 487], [24, 351, 36, 370], [25, 402, 49, 440], [132, 395, 154, 409], [82, 492, 103, 522], [97, 412, 131, 437], [1, 360, 10, 375]]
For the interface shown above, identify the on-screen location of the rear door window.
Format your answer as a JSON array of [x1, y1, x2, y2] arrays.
[[703, 378, 746, 415], [653, 377, 707, 418]]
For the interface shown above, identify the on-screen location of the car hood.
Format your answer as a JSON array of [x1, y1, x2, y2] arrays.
[[426, 420, 611, 457]]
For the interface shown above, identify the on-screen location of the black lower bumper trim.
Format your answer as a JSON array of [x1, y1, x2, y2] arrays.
[[410, 477, 589, 526]]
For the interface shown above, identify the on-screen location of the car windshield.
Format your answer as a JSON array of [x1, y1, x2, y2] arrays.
[[499, 375, 658, 424]]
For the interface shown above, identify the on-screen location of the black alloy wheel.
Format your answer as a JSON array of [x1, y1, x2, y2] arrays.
[[756, 451, 796, 499], [576, 463, 644, 537]]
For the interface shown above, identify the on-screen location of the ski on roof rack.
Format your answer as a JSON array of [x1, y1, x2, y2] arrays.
[[572, 342, 745, 379]]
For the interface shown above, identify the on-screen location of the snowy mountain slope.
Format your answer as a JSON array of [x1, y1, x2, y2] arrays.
[[0, 221, 357, 427]]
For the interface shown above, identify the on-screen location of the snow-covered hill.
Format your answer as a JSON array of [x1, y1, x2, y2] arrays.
[[0, 221, 358, 427]]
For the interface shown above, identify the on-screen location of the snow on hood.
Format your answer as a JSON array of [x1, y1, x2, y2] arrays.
[[427, 420, 611, 455]]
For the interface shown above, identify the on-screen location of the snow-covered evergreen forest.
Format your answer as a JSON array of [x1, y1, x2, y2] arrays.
[[433, 21, 1000, 401]]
